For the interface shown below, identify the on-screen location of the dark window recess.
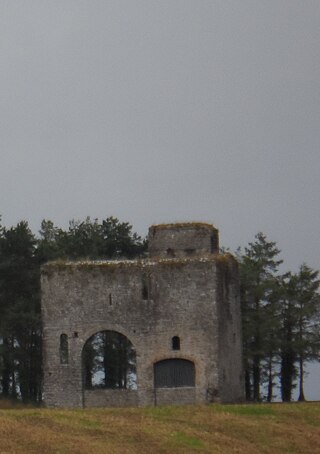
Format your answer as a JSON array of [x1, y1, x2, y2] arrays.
[[73, 331, 78, 338], [154, 359, 195, 388], [210, 234, 217, 252], [142, 273, 149, 300], [60, 334, 69, 364], [166, 248, 175, 257], [109, 294, 112, 306], [172, 336, 180, 351], [184, 248, 195, 256]]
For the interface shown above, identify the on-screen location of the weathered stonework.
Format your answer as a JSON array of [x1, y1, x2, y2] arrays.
[[41, 223, 244, 407]]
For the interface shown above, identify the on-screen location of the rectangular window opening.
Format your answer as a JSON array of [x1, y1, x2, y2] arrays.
[[142, 272, 149, 300]]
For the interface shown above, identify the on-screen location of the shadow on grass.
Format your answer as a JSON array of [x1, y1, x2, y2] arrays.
[[0, 398, 39, 410]]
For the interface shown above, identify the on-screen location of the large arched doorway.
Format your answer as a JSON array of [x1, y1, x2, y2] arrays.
[[82, 330, 137, 407]]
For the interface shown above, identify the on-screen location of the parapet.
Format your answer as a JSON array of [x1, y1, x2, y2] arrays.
[[148, 222, 219, 258]]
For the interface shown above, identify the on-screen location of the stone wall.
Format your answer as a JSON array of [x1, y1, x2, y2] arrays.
[[84, 389, 138, 408], [148, 223, 219, 258], [216, 257, 244, 402], [155, 387, 196, 406], [41, 223, 244, 408]]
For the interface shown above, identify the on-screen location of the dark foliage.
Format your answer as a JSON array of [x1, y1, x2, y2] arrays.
[[0, 216, 146, 403], [239, 235, 320, 402]]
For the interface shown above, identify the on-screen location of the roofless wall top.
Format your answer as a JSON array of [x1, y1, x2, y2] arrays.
[[148, 222, 219, 259]]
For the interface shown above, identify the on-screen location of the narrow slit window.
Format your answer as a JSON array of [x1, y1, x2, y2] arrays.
[[142, 273, 149, 300], [172, 336, 180, 351], [211, 234, 217, 253], [109, 294, 112, 306], [60, 334, 69, 364]]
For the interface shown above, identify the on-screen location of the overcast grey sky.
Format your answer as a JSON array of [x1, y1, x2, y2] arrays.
[[0, 1, 319, 397]]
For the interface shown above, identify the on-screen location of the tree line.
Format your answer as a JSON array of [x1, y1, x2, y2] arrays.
[[238, 233, 320, 402], [0, 216, 146, 403], [0, 216, 319, 403]]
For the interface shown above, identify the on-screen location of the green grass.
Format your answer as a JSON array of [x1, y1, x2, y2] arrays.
[[169, 431, 205, 449], [0, 403, 320, 453], [214, 403, 276, 416]]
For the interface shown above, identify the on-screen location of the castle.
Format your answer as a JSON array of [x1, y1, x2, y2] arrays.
[[41, 222, 244, 407]]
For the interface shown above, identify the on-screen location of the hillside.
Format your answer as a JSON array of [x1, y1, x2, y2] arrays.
[[0, 402, 320, 453]]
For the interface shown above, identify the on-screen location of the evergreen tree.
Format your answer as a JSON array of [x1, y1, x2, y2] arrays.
[[281, 265, 320, 401], [261, 284, 282, 402], [0, 215, 145, 402], [295, 264, 320, 401], [239, 233, 282, 401], [0, 221, 41, 402], [279, 272, 298, 402], [37, 216, 147, 261], [36, 219, 64, 263]]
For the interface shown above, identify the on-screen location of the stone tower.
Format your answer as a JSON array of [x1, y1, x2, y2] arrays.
[[41, 222, 244, 407]]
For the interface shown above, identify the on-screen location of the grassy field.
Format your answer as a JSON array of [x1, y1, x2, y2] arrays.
[[0, 402, 320, 453]]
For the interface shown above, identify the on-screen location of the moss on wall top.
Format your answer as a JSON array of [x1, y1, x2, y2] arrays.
[[41, 253, 237, 276], [149, 222, 218, 232]]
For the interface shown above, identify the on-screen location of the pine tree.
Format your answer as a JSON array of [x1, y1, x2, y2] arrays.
[[0, 221, 41, 402], [283, 265, 320, 401], [274, 273, 297, 402], [0, 215, 146, 402], [239, 233, 282, 401]]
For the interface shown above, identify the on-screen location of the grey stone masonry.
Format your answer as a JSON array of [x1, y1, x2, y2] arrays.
[[41, 222, 244, 408], [148, 222, 219, 258]]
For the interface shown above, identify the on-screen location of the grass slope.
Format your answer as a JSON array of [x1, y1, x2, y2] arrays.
[[0, 403, 320, 453]]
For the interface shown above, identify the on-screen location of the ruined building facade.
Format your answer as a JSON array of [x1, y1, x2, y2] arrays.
[[41, 223, 244, 407]]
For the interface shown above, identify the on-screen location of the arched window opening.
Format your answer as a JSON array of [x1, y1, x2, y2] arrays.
[[60, 334, 69, 364], [154, 359, 195, 388], [172, 336, 180, 351], [82, 331, 137, 390]]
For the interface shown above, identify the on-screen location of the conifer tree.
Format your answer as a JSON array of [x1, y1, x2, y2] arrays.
[[0, 221, 41, 401], [278, 273, 297, 402], [281, 265, 320, 401], [239, 233, 282, 401], [0, 215, 146, 402]]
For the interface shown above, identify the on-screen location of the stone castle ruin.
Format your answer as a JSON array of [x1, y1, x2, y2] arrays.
[[41, 222, 244, 407]]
